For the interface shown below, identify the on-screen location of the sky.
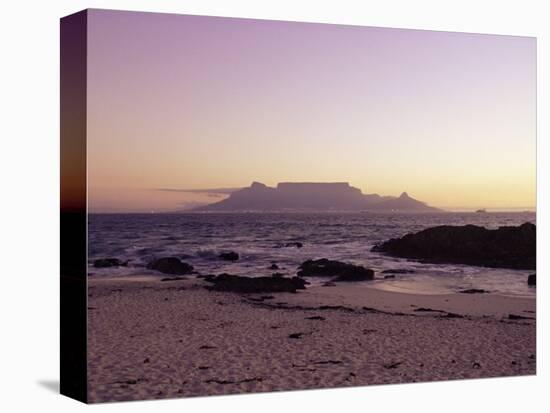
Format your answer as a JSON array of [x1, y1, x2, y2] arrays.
[[87, 9, 536, 212]]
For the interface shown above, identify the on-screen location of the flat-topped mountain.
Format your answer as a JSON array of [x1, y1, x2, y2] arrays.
[[194, 182, 442, 212]]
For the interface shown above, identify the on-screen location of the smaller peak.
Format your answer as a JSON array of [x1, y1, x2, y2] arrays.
[[250, 181, 267, 189], [400, 192, 410, 198]]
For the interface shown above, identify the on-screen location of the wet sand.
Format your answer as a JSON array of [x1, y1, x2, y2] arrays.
[[87, 277, 536, 403]]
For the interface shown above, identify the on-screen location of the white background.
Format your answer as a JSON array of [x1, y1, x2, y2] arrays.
[[0, 0, 547, 411]]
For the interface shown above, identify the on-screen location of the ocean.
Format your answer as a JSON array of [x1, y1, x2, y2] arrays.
[[88, 212, 536, 297]]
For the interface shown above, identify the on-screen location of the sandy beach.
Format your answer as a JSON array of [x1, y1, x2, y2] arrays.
[[87, 276, 536, 403]]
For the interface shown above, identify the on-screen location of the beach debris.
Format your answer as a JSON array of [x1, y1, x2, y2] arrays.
[[527, 273, 536, 286], [112, 377, 147, 386], [247, 295, 276, 303], [345, 372, 356, 381], [93, 258, 128, 268], [297, 258, 374, 281], [288, 333, 304, 339], [362, 306, 386, 314], [372, 222, 535, 270], [199, 345, 217, 350], [205, 377, 263, 385], [313, 360, 342, 365], [204, 273, 307, 293], [219, 251, 239, 261], [508, 314, 535, 320], [147, 257, 194, 275], [320, 305, 356, 312], [440, 312, 464, 319], [413, 307, 446, 313], [383, 361, 403, 369], [458, 289, 489, 294]]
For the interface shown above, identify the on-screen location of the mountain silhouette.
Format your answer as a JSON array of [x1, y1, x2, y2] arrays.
[[194, 182, 441, 212]]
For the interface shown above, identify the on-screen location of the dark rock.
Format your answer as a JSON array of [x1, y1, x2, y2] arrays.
[[384, 275, 395, 279], [322, 282, 337, 287], [528, 273, 536, 286], [146, 257, 194, 275], [288, 333, 304, 339], [459, 289, 489, 294], [372, 222, 536, 270], [93, 258, 127, 268], [297, 258, 374, 281], [219, 251, 239, 261], [305, 316, 326, 321], [204, 273, 307, 293], [334, 271, 375, 282], [269, 263, 280, 270], [160, 277, 186, 282], [274, 242, 304, 248], [381, 269, 415, 274], [285, 242, 303, 248]]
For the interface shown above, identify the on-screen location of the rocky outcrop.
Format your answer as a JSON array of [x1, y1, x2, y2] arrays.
[[219, 251, 239, 261], [372, 223, 536, 270], [93, 258, 128, 268], [204, 273, 307, 293], [297, 259, 374, 281], [146, 257, 194, 275]]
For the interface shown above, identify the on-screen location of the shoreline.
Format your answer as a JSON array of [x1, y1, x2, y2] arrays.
[[88, 276, 536, 403]]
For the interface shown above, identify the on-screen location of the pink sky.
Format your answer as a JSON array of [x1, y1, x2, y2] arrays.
[[86, 9, 536, 212]]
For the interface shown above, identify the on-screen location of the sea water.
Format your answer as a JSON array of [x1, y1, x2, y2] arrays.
[[88, 212, 536, 297]]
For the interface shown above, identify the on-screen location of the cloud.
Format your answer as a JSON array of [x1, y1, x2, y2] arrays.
[[154, 187, 242, 195]]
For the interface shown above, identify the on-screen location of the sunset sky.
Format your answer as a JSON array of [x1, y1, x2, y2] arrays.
[[87, 9, 536, 212]]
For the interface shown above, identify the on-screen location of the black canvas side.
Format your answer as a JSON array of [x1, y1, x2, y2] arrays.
[[60, 9, 88, 404]]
